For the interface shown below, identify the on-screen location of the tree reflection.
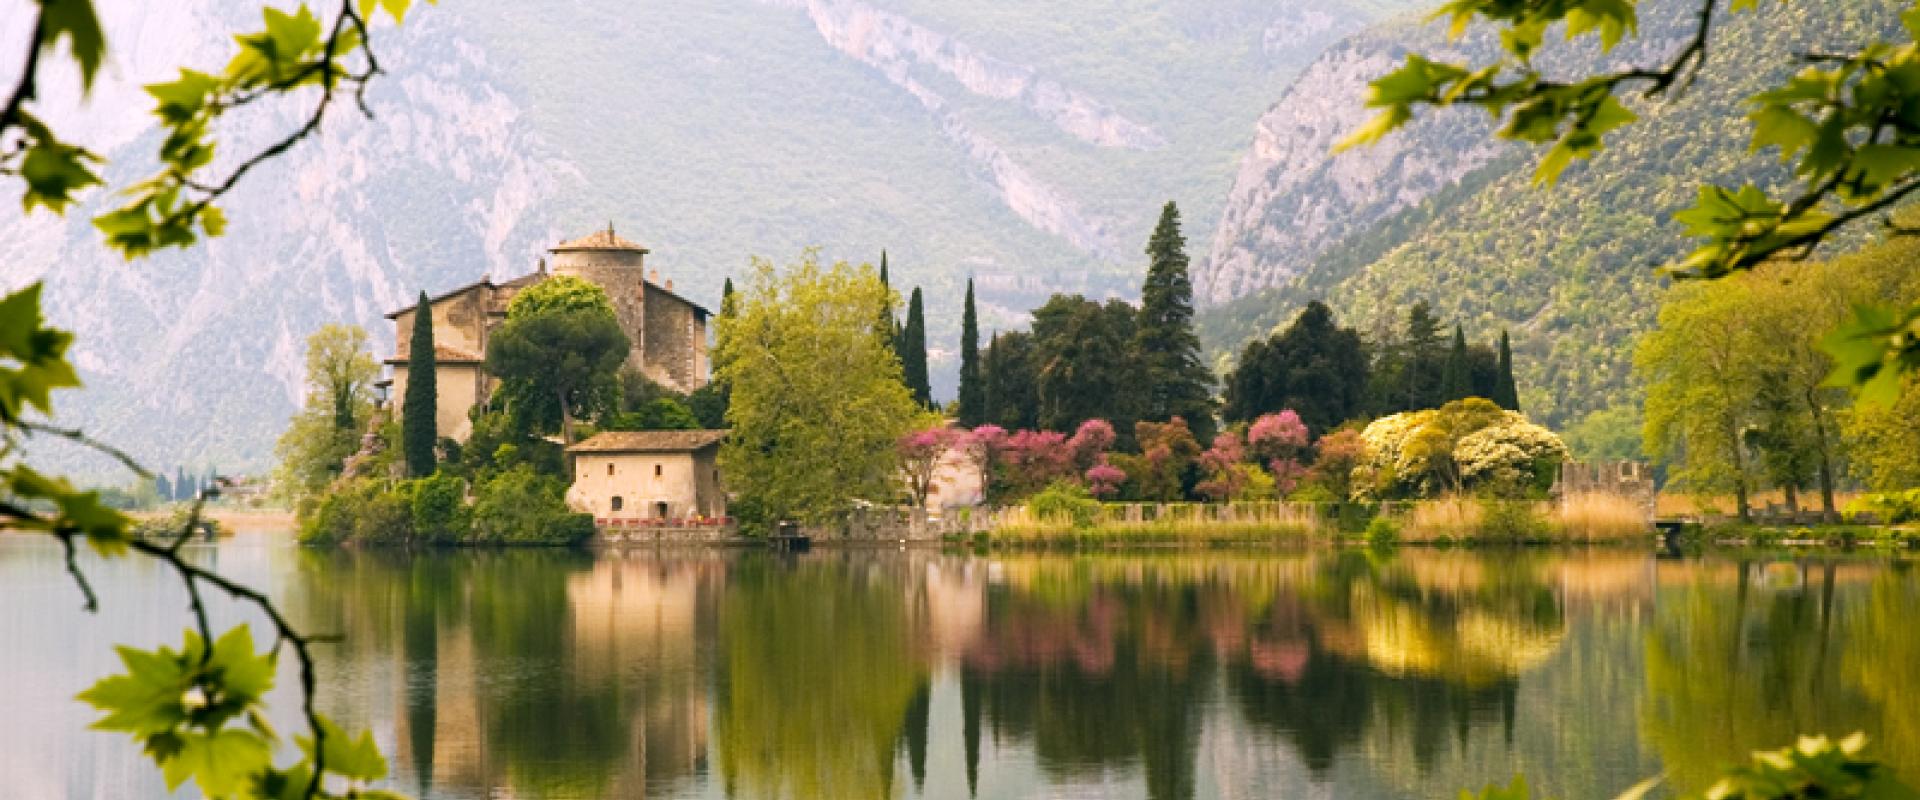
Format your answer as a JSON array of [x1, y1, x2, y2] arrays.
[[713, 556, 929, 800]]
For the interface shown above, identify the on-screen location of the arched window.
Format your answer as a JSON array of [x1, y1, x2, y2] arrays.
[[611, 496, 624, 512]]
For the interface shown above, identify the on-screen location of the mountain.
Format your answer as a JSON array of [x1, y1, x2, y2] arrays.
[[1, 0, 1422, 480], [1194, 0, 1908, 428]]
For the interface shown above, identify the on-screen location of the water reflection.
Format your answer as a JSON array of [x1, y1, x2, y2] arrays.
[[3, 539, 1918, 800]]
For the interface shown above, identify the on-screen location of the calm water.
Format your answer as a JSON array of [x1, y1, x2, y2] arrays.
[[3, 534, 1918, 800]]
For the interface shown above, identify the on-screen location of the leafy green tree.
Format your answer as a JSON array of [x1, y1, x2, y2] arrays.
[[486, 307, 630, 447], [1441, 325, 1472, 402], [274, 325, 378, 500], [508, 273, 615, 317], [1222, 300, 1369, 434], [900, 287, 933, 407], [404, 291, 439, 478], [982, 331, 1041, 430], [1844, 377, 1920, 491], [608, 398, 702, 431], [1638, 282, 1762, 520], [1493, 330, 1520, 411], [1033, 294, 1140, 436], [1134, 201, 1215, 439], [1342, 0, 1920, 394], [716, 251, 923, 526], [958, 278, 985, 425]]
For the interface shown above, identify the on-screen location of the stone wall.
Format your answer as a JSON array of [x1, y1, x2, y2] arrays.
[[642, 284, 705, 394]]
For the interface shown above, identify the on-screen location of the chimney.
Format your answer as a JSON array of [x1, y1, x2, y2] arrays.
[[649, 269, 660, 283], [665, 278, 674, 291]]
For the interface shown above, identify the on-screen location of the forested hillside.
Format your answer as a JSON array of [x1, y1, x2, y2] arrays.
[[1196, 0, 1907, 428]]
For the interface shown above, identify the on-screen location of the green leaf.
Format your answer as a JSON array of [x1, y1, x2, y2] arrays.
[[159, 728, 272, 796], [18, 135, 103, 213], [297, 716, 390, 783], [40, 0, 107, 89]]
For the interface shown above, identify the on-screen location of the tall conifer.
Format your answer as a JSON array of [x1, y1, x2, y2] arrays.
[[875, 251, 897, 354], [1134, 201, 1214, 438], [1442, 324, 1472, 401], [403, 291, 439, 477], [1494, 329, 1521, 411], [901, 287, 933, 407], [957, 278, 984, 424]]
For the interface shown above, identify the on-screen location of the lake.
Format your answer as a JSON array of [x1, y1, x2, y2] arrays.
[[2, 533, 1917, 799]]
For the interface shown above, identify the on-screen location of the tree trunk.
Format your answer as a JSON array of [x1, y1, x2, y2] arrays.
[[1727, 419, 1751, 522], [1805, 387, 1839, 522], [1784, 484, 1799, 515]]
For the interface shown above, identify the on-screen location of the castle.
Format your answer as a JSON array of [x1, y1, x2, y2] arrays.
[[382, 225, 711, 441]]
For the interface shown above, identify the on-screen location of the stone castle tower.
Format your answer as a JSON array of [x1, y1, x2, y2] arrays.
[[382, 223, 711, 442], [547, 224, 709, 390]]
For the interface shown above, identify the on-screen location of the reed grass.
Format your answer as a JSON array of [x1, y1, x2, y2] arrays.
[[1554, 492, 1652, 541]]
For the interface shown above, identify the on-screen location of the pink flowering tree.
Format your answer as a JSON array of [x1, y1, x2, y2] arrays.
[[1196, 431, 1249, 501], [966, 425, 1008, 500], [1248, 411, 1312, 496], [999, 429, 1076, 498], [1085, 461, 1127, 498], [899, 426, 960, 508], [1066, 419, 1117, 469]]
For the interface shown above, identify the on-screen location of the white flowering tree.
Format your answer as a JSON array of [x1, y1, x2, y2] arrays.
[[1355, 399, 1569, 499]]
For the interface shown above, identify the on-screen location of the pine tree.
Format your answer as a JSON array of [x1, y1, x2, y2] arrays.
[[1442, 325, 1472, 401], [1401, 302, 1447, 410], [1133, 201, 1214, 438], [404, 291, 439, 477], [1494, 329, 1521, 411], [875, 251, 897, 355], [900, 287, 933, 407], [957, 278, 984, 425]]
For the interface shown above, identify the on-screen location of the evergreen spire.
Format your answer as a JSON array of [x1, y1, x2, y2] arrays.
[[1134, 201, 1214, 439], [957, 278, 984, 425], [900, 287, 932, 407], [875, 252, 897, 354], [403, 291, 439, 477], [1494, 329, 1521, 411], [1442, 324, 1471, 401]]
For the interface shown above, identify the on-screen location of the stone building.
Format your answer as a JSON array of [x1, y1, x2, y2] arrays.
[[382, 224, 711, 441], [565, 430, 729, 522]]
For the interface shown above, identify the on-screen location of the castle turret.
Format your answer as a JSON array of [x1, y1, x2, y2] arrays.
[[547, 223, 709, 393]]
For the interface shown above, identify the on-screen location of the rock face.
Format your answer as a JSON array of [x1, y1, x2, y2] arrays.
[[1195, 28, 1506, 306]]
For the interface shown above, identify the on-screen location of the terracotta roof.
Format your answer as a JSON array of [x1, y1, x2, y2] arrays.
[[384, 345, 483, 365], [568, 430, 728, 453], [552, 226, 649, 253]]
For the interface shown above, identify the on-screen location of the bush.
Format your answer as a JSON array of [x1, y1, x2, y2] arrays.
[[299, 478, 412, 545], [1479, 500, 1549, 542], [1026, 480, 1101, 530], [1848, 489, 1920, 523], [470, 465, 591, 545], [1365, 516, 1400, 547], [410, 473, 470, 544]]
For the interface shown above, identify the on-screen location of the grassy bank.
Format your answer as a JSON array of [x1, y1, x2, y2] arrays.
[[977, 493, 1660, 547]]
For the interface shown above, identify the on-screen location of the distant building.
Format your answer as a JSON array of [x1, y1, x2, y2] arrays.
[[381, 224, 711, 441], [565, 430, 729, 522]]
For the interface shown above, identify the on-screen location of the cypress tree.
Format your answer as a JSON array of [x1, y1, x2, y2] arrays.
[[155, 473, 171, 503], [1442, 324, 1472, 401], [957, 278, 984, 425], [1494, 329, 1521, 411], [403, 291, 439, 477], [900, 287, 933, 407], [721, 276, 734, 306], [174, 466, 190, 501], [875, 251, 897, 354], [1134, 201, 1214, 438]]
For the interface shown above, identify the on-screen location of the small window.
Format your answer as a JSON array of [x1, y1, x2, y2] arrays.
[[607, 463, 615, 476], [655, 501, 670, 519], [654, 464, 663, 477], [611, 496, 624, 512]]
